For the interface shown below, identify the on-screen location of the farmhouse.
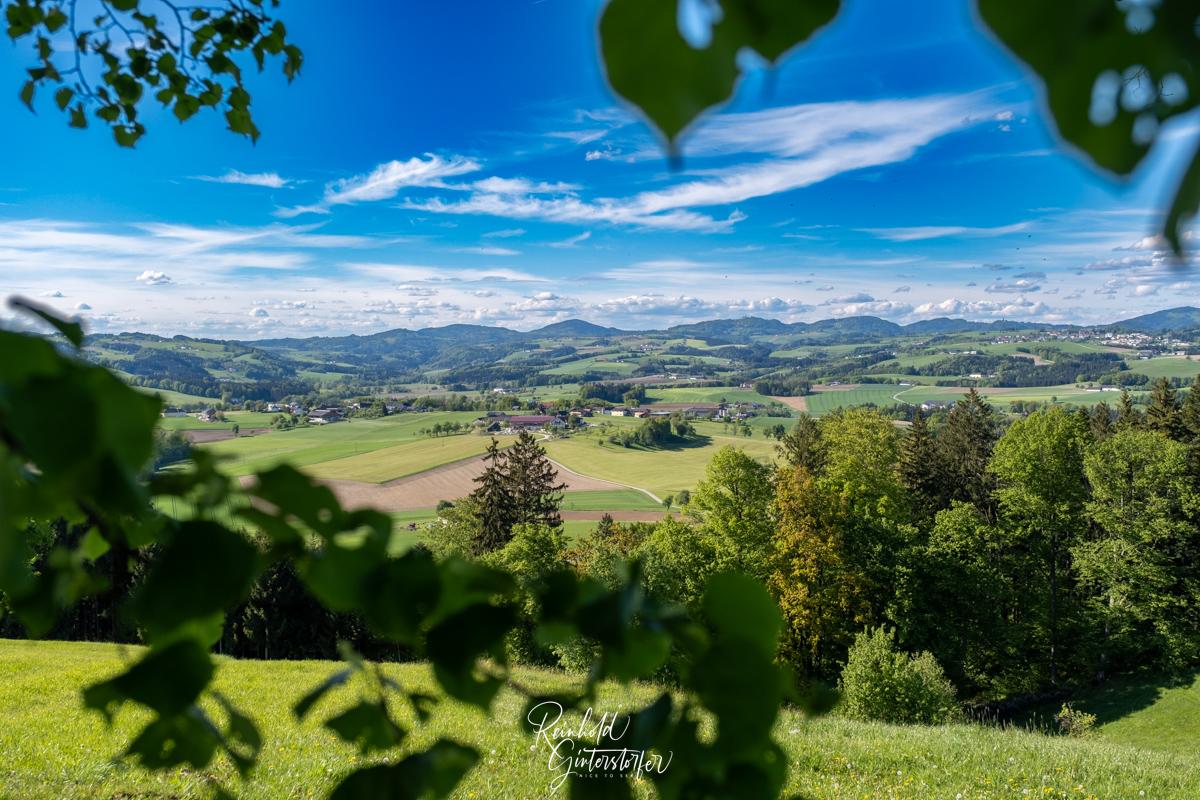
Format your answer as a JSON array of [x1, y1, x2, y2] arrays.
[[197, 408, 217, 422], [921, 400, 955, 411], [161, 407, 187, 418], [308, 409, 344, 424]]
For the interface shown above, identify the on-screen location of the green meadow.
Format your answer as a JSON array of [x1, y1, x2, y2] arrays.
[[2, 641, 1196, 800], [544, 430, 777, 498], [644, 387, 765, 404], [802, 385, 911, 415], [194, 413, 484, 478], [541, 356, 638, 376], [1125, 356, 1200, 381]]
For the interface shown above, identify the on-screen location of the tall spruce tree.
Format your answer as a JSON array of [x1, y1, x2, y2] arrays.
[[936, 388, 999, 521], [1117, 390, 1142, 430], [1090, 400, 1115, 442], [502, 431, 567, 530], [1145, 377, 1182, 440], [899, 410, 940, 518], [469, 438, 516, 555], [776, 414, 825, 474]]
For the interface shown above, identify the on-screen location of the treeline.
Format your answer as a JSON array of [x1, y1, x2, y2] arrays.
[[578, 382, 646, 405], [905, 352, 1125, 387], [753, 375, 812, 397]]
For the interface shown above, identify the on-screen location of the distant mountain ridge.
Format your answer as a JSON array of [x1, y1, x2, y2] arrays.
[[239, 308, 1200, 351]]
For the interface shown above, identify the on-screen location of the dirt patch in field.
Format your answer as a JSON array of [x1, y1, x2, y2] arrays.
[[810, 384, 861, 391], [769, 396, 808, 413], [185, 428, 269, 444], [239, 454, 639, 512], [1012, 354, 1050, 366]]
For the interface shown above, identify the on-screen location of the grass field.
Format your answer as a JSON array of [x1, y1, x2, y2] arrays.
[[305, 435, 507, 483], [644, 387, 766, 404], [2, 641, 1197, 800], [803, 385, 914, 415], [541, 356, 638, 376], [544, 431, 777, 497], [1125, 356, 1200, 381], [560, 489, 662, 511], [196, 413, 485, 478], [891, 384, 1135, 410], [157, 411, 279, 431]]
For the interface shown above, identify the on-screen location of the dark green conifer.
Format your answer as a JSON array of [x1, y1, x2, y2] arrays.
[[1116, 390, 1142, 430], [935, 388, 999, 520], [1145, 377, 1182, 439], [1090, 400, 1114, 442], [899, 410, 940, 517], [469, 438, 515, 554], [502, 431, 567, 529], [776, 415, 825, 474]]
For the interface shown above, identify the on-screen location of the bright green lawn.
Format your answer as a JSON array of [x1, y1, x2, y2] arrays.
[[544, 431, 777, 497], [2, 641, 1197, 800], [157, 411, 279, 431], [542, 356, 638, 376], [803, 385, 913, 415]]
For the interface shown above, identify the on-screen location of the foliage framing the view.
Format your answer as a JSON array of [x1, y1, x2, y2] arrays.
[[0, 299, 815, 800], [599, 0, 1200, 251], [6, 0, 302, 146]]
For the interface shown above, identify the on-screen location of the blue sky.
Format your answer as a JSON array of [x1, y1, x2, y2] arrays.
[[1, 0, 1196, 337]]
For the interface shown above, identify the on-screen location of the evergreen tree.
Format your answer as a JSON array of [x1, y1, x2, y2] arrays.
[[936, 388, 999, 521], [1090, 400, 1115, 442], [595, 512, 619, 539], [1145, 377, 1182, 440], [776, 414, 825, 474], [469, 438, 515, 554], [500, 431, 567, 531], [898, 411, 939, 518], [1117, 390, 1142, 430]]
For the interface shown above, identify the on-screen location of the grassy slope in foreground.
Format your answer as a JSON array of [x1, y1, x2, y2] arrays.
[[544, 431, 777, 498], [1, 641, 1196, 800]]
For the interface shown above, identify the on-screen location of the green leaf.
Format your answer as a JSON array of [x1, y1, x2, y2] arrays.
[[977, 0, 1200, 175], [78, 527, 110, 561], [360, 549, 441, 642], [69, 103, 87, 128], [599, 0, 839, 145], [83, 639, 213, 720], [54, 86, 73, 110], [126, 521, 259, 642], [110, 0, 139, 11], [1164, 140, 1200, 255], [692, 639, 783, 755], [212, 692, 262, 775], [44, 8, 68, 32], [325, 701, 404, 754], [426, 603, 515, 708], [126, 711, 218, 770], [113, 122, 145, 148], [293, 669, 353, 720], [702, 572, 781, 658], [329, 740, 478, 800], [8, 296, 83, 346]]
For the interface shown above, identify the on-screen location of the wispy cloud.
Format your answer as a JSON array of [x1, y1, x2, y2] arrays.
[[194, 170, 292, 189], [482, 228, 526, 238], [452, 246, 520, 256], [860, 222, 1030, 241], [549, 231, 591, 248], [277, 154, 480, 217]]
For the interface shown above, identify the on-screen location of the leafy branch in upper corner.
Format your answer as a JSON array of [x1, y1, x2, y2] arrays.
[[598, 0, 1200, 251], [6, 0, 302, 146], [0, 297, 832, 799]]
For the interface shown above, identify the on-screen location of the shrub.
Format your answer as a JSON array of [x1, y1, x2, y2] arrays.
[[1054, 703, 1097, 738], [838, 626, 959, 725]]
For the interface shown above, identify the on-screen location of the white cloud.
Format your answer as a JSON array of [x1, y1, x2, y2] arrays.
[[816, 285, 834, 291], [986, 279, 1041, 294], [39, 290, 64, 297], [1133, 284, 1159, 296], [861, 222, 1030, 241], [585, 147, 624, 161], [453, 246, 520, 256], [824, 292, 874, 304], [549, 231, 591, 248], [473, 289, 496, 298], [277, 154, 480, 217], [826, 299, 913, 317], [249, 307, 269, 317], [136, 270, 172, 285], [482, 228, 526, 238], [894, 285, 911, 293], [914, 297, 1051, 317], [194, 170, 292, 188], [74, 302, 91, 310], [472, 177, 579, 195], [1013, 270, 1047, 280]]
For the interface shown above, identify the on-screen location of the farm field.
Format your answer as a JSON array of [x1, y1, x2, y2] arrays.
[[544, 430, 777, 498], [2, 640, 1196, 800], [541, 356, 637, 375], [891, 384, 1131, 410], [644, 387, 765, 404], [157, 411, 278, 431], [133, 386, 219, 407], [1125, 355, 1200, 380], [305, 435, 506, 483], [195, 413, 484, 478], [802, 384, 915, 415]]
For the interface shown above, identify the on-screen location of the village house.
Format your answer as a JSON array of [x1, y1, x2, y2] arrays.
[[161, 407, 187, 418], [507, 415, 564, 430]]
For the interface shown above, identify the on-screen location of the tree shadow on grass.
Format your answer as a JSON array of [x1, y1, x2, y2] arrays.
[[1015, 668, 1200, 730]]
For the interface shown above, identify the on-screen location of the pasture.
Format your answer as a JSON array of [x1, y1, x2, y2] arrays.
[[157, 411, 278, 431], [541, 356, 638, 376], [2, 640, 1196, 800], [305, 435, 507, 483], [544, 430, 777, 498], [195, 413, 484, 478], [644, 387, 765, 404], [802, 384, 914, 415], [1125, 356, 1200, 381]]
